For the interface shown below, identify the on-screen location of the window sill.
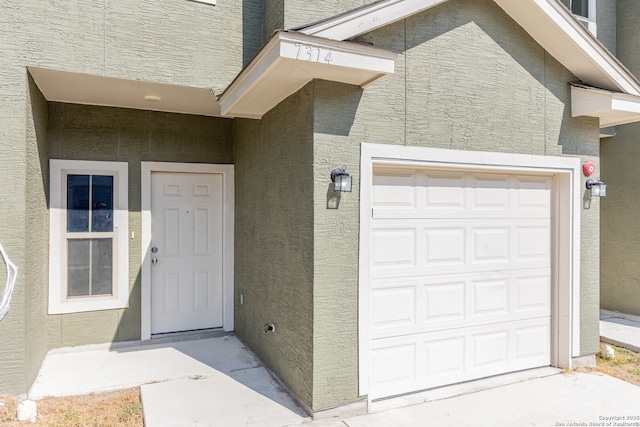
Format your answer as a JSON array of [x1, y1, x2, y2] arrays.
[[48, 296, 129, 315]]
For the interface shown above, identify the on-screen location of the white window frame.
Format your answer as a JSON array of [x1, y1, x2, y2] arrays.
[[49, 160, 129, 314]]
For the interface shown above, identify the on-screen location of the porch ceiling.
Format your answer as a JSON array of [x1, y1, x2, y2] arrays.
[[217, 31, 397, 119], [571, 85, 640, 128], [28, 67, 222, 117]]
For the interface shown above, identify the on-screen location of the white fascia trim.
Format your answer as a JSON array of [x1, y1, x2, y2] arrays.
[[494, 0, 640, 95], [218, 31, 396, 118], [141, 162, 234, 340], [298, 0, 448, 40], [298, 0, 640, 96], [358, 144, 581, 397], [571, 86, 640, 127]]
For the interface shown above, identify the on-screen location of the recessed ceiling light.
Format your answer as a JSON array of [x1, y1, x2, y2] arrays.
[[144, 95, 162, 102]]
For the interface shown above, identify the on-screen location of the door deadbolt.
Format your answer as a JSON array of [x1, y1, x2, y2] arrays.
[[151, 247, 158, 253]]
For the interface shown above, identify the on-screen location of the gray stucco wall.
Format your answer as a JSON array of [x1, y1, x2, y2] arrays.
[[233, 85, 315, 409], [599, 0, 640, 317], [310, 0, 601, 410], [0, 0, 258, 394], [46, 103, 233, 348]]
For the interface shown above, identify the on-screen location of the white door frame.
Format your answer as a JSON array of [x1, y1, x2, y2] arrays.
[[358, 143, 581, 398], [141, 162, 234, 340]]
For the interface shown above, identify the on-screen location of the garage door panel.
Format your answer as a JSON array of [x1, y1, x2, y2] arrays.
[[472, 227, 510, 263], [470, 174, 510, 211], [372, 170, 417, 210], [471, 278, 509, 317], [368, 167, 552, 400], [371, 287, 416, 328], [371, 220, 550, 277], [371, 229, 416, 269], [515, 225, 551, 261], [424, 228, 466, 266], [369, 318, 550, 399], [425, 173, 466, 210], [370, 269, 550, 339]]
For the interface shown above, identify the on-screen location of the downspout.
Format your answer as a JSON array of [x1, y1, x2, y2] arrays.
[[0, 243, 18, 320]]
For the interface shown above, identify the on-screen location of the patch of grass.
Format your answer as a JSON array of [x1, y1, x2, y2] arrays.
[[595, 342, 640, 387], [0, 387, 143, 426]]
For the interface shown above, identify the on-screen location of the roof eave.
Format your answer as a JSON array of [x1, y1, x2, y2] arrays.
[[572, 85, 640, 128], [218, 31, 397, 119]]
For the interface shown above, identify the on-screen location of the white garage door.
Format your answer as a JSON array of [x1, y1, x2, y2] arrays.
[[368, 165, 552, 399]]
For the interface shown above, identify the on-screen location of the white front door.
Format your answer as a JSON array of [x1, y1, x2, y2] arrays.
[[150, 171, 224, 334]]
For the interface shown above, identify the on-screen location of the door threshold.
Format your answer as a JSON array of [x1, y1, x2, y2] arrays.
[[151, 328, 230, 343]]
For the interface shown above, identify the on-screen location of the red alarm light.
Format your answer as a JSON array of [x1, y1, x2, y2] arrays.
[[583, 161, 595, 177]]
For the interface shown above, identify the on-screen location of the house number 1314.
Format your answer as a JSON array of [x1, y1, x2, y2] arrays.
[[295, 43, 333, 64]]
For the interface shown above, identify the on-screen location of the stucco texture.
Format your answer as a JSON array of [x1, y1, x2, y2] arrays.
[[599, 0, 640, 317], [233, 84, 315, 410], [309, 0, 600, 410], [0, 0, 259, 394]]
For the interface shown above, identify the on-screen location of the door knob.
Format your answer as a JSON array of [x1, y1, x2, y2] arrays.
[[152, 257, 158, 265]]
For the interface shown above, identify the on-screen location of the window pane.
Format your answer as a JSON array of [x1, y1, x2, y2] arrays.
[[92, 175, 114, 232], [67, 238, 113, 297], [67, 175, 90, 232], [68, 239, 90, 296], [571, 0, 588, 17], [91, 238, 113, 295]]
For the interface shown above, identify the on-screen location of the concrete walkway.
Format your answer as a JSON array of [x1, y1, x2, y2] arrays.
[[29, 329, 640, 426], [600, 309, 640, 353]]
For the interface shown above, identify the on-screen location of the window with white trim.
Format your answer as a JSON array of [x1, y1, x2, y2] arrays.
[[561, 0, 597, 35], [49, 160, 129, 314]]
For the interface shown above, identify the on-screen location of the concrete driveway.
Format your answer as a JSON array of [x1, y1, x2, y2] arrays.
[[30, 334, 640, 427]]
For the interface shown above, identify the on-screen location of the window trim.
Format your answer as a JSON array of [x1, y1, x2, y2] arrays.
[[49, 160, 129, 314]]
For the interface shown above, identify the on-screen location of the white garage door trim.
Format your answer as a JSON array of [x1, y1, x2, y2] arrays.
[[358, 143, 581, 399]]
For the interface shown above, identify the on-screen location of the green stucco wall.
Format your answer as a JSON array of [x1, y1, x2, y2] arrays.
[[0, 0, 258, 394], [597, 0, 616, 55], [309, 0, 601, 410], [599, 0, 640, 317], [233, 84, 315, 410], [46, 103, 233, 348]]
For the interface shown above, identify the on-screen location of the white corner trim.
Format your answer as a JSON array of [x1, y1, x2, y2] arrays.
[[571, 85, 640, 127], [48, 160, 129, 314], [358, 144, 582, 397], [141, 162, 234, 340]]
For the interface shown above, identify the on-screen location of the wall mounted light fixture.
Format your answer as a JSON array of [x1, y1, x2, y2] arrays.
[[586, 178, 606, 197], [331, 166, 352, 192]]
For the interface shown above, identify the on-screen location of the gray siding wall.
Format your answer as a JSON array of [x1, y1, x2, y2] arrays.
[[233, 84, 315, 409], [46, 103, 233, 347], [0, 0, 258, 394], [600, 0, 640, 317], [311, 0, 601, 410]]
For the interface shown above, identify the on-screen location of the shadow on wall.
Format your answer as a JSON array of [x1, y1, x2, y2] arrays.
[[243, 0, 265, 66], [314, 82, 363, 136]]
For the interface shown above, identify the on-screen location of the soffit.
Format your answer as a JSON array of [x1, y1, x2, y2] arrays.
[[28, 67, 222, 117]]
